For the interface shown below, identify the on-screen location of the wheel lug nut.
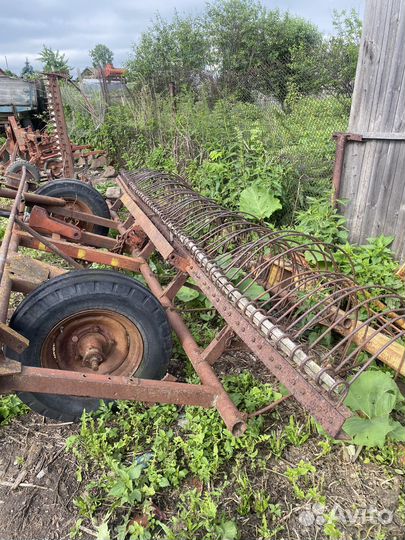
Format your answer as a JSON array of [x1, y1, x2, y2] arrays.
[[71, 335, 79, 343], [90, 358, 100, 371]]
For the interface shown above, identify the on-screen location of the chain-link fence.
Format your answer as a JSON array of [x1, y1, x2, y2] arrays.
[[63, 8, 358, 225]]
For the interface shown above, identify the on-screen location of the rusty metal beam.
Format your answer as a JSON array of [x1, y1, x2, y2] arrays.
[[0, 169, 27, 281], [0, 188, 67, 207], [332, 132, 363, 205], [0, 365, 217, 408], [23, 207, 118, 250], [120, 192, 174, 259], [200, 325, 235, 365], [15, 220, 82, 269], [186, 263, 351, 438], [163, 272, 189, 301], [139, 261, 247, 436], [29, 206, 82, 241], [45, 73, 75, 177], [0, 169, 27, 323], [0, 323, 28, 353], [17, 231, 143, 271], [0, 354, 22, 376], [45, 205, 118, 229]]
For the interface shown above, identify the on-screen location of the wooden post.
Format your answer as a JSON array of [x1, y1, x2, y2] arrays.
[[168, 81, 177, 115], [169, 81, 179, 163], [340, 0, 405, 260]]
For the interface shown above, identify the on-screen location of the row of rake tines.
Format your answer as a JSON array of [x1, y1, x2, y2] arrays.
[[125, 170, 405, 395]]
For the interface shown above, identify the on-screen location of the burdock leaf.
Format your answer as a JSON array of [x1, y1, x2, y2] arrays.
[[344, 371, 399, 418], [239, 184, 282, 220], [343, 416, 394, 448]]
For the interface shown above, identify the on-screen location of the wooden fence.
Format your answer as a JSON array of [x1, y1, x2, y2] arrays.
[[340, 0, 405, 260]]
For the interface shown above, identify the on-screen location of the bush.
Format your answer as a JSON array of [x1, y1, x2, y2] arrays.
[[67, 90, 348, 226]]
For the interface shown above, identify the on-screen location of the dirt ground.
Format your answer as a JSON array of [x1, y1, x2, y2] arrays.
[[215, 353, 405, 540], [1, 392, 404, 539], [0, 415, 92, 540]]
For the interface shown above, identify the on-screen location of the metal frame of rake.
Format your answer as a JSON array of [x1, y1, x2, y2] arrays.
[[0, 169, 405, 439]]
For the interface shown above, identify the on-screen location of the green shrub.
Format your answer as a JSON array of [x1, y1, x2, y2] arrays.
[[66, 90, 348, 225], [0, 395, 28, 425]]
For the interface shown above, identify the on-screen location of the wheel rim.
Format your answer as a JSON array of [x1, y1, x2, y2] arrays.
[[54, 198, 96, 233], [40, 309, 144, 376]]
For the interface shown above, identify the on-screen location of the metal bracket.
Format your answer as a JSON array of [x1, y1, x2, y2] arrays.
[[200, 325, 235, 365], [29, 206, 82, 240]]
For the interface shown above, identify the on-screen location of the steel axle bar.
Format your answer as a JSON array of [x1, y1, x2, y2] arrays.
[[0, 366, 217, 408]]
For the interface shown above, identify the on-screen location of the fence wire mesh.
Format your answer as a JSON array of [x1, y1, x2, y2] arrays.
[[63, 9, 359, 227]]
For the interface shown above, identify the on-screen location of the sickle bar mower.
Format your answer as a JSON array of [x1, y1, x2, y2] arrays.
[[0, 169, 404, 439]]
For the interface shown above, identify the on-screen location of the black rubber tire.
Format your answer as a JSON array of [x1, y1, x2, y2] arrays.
[[35, 179, 111, 236], [7, 270, 172, 421], [6, 160, 41, 184], [21, 118, 34, 130]]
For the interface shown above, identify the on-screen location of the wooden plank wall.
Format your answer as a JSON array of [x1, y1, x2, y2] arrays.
[[340, 0, 405, 260]]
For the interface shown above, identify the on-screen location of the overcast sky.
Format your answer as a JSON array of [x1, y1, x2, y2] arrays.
[[0, 0, 365, 75]]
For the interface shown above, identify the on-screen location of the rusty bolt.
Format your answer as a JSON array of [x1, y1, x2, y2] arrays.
[[89, 356, 102, 371], [84, 352, 103, 371]]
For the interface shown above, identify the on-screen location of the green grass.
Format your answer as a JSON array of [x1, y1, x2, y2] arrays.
[[65, 372, 291, 539], [0, 395, 29, 425]]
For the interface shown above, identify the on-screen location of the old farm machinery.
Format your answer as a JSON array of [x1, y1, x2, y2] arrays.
[[0, 73, 103, 183], [0, 169, 404, 438]]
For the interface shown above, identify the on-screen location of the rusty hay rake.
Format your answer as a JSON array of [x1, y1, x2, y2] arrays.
[[0, 168, 404, 439]]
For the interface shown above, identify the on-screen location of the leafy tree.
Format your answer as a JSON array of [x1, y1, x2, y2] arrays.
[[89, 44, 114, 69], [126, 13, 209, 92], [289, 9, 361, 99], [205, 0, 266, 97], [205, 0, 322, 102], [127, 0, 323, 101], [327, 9, 362, 97], [37, 45, 70, 74], [21, 58, 34, 79]]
